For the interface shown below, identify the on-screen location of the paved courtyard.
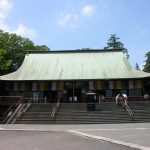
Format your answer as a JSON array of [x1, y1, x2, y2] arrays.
[[0, 123, 150, 150]]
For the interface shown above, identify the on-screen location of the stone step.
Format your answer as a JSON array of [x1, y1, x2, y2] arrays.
[[15, 102, 150, 124], [53, 120, 150, 124], [27, 104, 52, 112], [15, 103, 53, 124], [16, 120, 53, 124]]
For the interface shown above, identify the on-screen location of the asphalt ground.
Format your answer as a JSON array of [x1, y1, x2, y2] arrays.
[[0, 123, 150, 150], [0, 130, 136, 150]]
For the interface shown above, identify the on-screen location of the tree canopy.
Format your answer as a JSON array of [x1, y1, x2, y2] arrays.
[[104, 34, 129, 58], [135, 63, 140, 70], [0, 30, 50, 75], [143, 51, 150, 72]]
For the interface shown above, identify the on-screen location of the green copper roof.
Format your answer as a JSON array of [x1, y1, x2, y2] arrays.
[[0, 50, 150, 81]]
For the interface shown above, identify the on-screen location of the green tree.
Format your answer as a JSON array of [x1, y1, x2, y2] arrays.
[[0, 49, 12, 74], [35, 45, 50, 51], [104, 34, 129, 58], [135, 63, 140, 70], [81, 48, 91, 50], [0, 30, 50, 75], [143, 51, 150, 72]]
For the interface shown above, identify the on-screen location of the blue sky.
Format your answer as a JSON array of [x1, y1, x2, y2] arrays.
[[0, 0, 150, 68]]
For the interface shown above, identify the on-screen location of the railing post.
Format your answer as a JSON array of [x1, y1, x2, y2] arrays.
[[3, 98, 32, 124], [51, 98, 61, 119]]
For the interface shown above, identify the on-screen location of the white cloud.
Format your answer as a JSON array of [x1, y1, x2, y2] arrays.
[[0, 0, 12, 19], [0, 20, 9, 31], [140, 63, 145, 70], [58, 4, 95, 28], [12, 23, 36, 39], [58, 13, 78, 28], [82, 5, 95, 16], [0, 0, 36, 39], [0, 0, 12, 31]]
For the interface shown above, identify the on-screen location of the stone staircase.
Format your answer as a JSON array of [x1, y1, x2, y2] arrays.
[[53, 103, 128, 124], [53, 102, 150, 124], [14, 101, 150, 124], [15, 103, 53, 124], [128, 102, 150, 122]]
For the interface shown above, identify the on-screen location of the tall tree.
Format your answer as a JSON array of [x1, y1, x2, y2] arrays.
[[0, 30, 50, 75], [0, 49, 12, 74], [104, 34, 129, 58], [143, 51, 150, 72], [135, 63, 140, 70]]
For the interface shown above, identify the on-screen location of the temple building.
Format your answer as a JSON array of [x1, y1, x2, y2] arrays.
[[0, 49, 150, 103]]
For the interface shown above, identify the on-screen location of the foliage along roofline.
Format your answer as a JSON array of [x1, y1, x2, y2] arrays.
[[27, 48, 123, 54]]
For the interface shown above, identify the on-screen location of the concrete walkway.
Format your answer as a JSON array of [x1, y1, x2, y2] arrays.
[[0, 123, 150, 150]]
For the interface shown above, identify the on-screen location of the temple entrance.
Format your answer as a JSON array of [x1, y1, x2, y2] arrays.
[[44, 91, 57, 103], [65, 82, 82, 103], [67, 88, 81, 103]]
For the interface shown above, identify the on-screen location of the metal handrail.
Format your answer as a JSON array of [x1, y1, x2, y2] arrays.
[[3, 97, 23, 123], [51, 98, 61, 118], [6, 102, 24, 124], [3, 105, 14, 118], [23, 99, 32, 112], [11, 98, 32, 124], [3, 98, 23, 124], [120, 98, 134, 119], [3, 98, 32, 124]]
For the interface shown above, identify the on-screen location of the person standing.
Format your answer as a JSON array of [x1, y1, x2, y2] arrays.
[[69, 96, 72, 103], [74, 96, 77, 103]]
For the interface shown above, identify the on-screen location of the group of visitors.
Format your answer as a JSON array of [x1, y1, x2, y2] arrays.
[[69, 96, 78, 103], [69, 93, 129, 104], [115, 93, 128, 107]]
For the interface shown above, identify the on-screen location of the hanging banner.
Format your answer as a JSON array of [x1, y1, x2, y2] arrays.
[[109, 81, 113, 89], [32, 82, 52, 91], [96, 81, 102, 90], [108, 80, 122, 89], [52, 82, 56, 91], [89, 81, 94, 90], [135, 80, 142, 89], [121, 80, 129, 89], [28, 82, 32, 91], [130, 80, 142, 89], [20, 83, 26, 91], [114, 81, 121, 89], [129, 80, 134, 89], [14, 83, 19, 91], [45, 82, 51, 91], [56, 82, 64, 90], [5, 83, 10, 91], [39, 82, 45, 91], [32, 82, 37, 91], [89, 81, 107, 90]]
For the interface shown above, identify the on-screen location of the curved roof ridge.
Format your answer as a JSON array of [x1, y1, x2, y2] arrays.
[[27, 49, 123, 54], [0, 51, 150, 81]]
